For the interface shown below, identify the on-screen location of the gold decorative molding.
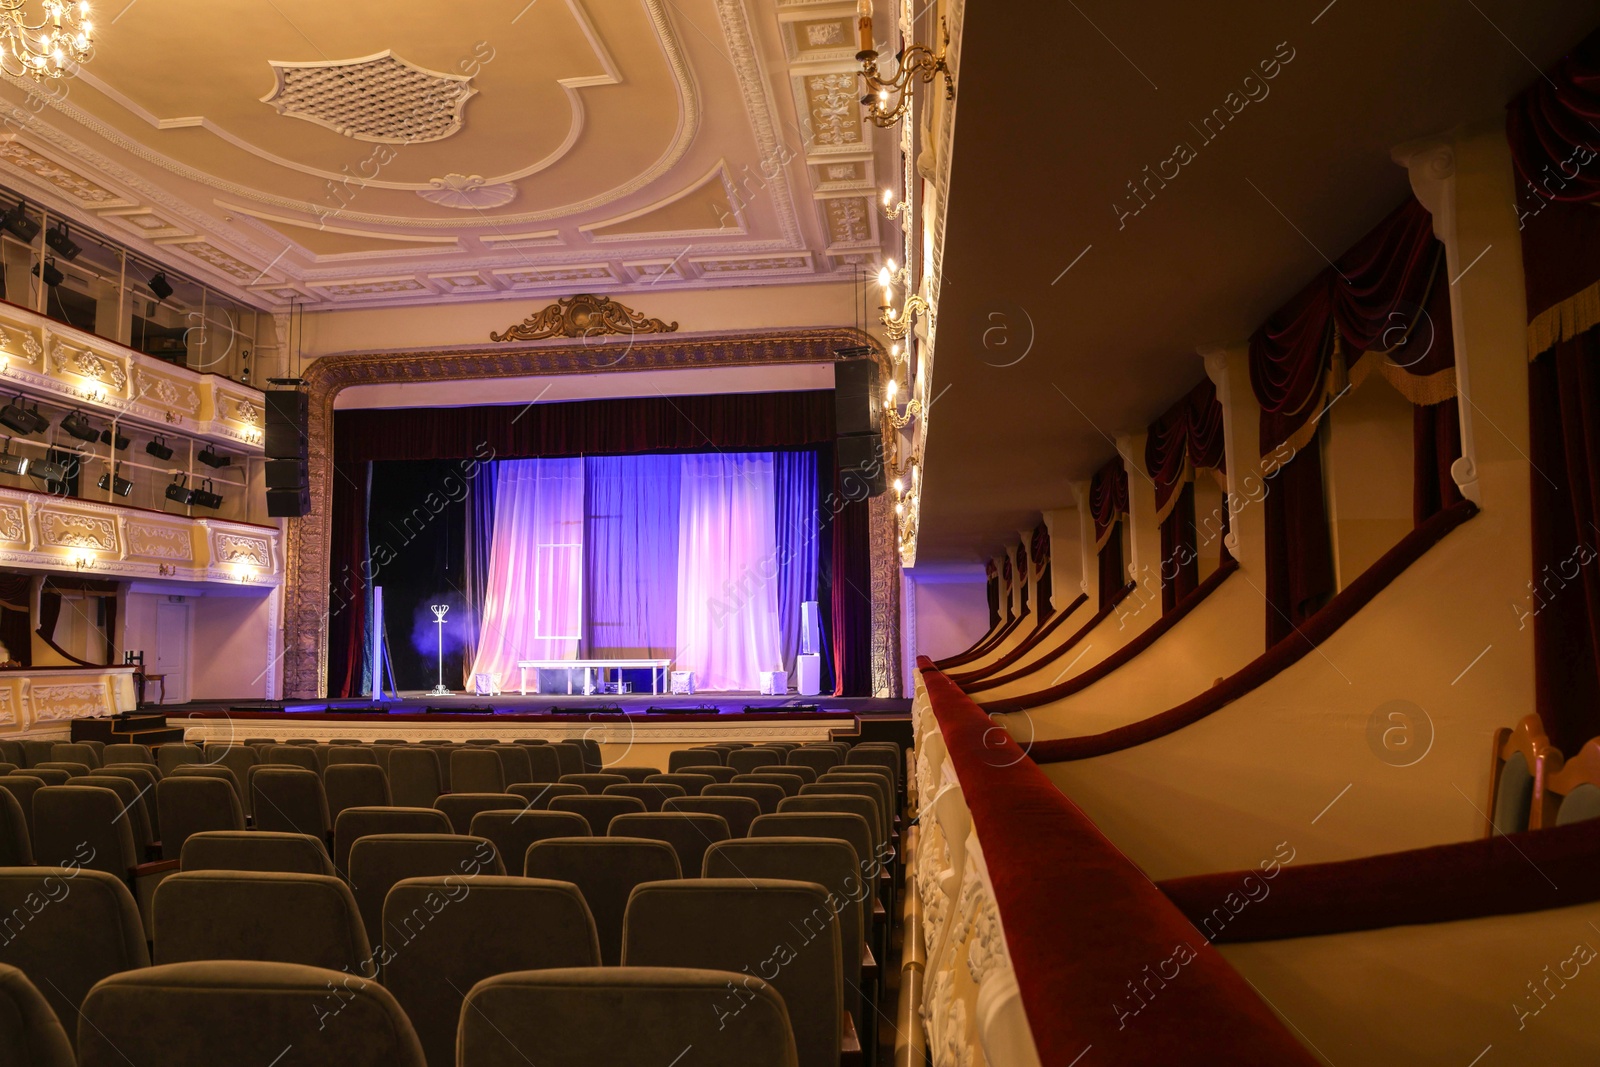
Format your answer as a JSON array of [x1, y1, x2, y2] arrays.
[[490, 295, 680, 343]]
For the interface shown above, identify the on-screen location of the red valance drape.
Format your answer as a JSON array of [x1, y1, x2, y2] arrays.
[[1015, 538, 1029, 615], [1146, 377, 1225, 521], [1030, 522, 1050, 578], [985, 561, 1000, 629], [1088, 454, 1128, 547]]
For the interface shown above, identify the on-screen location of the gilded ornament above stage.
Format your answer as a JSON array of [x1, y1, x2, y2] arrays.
[[490, 295, 679, 343]]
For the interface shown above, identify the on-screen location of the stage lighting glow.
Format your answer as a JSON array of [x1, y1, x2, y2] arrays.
[[0, 440, 27, 477]]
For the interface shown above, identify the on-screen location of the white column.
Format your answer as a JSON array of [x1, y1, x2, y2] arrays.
[[1202, 342, 1267, 652], [1116, 432, 1163, 620], [1069, 480, 1099, 608]]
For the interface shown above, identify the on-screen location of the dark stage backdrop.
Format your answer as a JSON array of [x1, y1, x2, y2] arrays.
[[327, 390, 872, 697]]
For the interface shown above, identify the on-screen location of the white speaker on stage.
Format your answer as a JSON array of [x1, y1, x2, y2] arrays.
[[801, 600, 820, 655], [796, 653, 821, 696]]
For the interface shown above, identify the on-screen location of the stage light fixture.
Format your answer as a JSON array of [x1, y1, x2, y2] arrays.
[[20, 404, 47, 435], [31, 257, 63, 288], [61, 409, 99, 442], [165, 474, 195, 506], [99, 427, 129, 450], [196, 444, 231, 469], [45, 222, 80, 260], [0, 439, 27, 477], [148, 271, 173, 301], [97, 468, 133, 497], [1, 201, 38, 243], [0, 397, 36, 436], [30, 458, 64, 482], [145, 434, 173, 461], [190, 479, 223, 509]]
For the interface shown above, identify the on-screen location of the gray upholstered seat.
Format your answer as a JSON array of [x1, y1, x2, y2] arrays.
[[756, 762, 817, 784], [623, 879, 843, 1067], [645, 772, 716, 796], [387, 748, 444, 808], [800, 782, 890, 844], [608, 812, 729, 876], [664, 795, 762, 839], [153, 870, 373, 974], [780, 794, 886, 860], [202, 746, 260, 811], [32, 786, 140, 881], [19, 739, 55, 767], [347, 833, 504, 950], [787, 747, 842, 774], [489, 744, 533, 785], [33, 761, 89, 779], [750, 812, 881, 896], [470, 809, 590, 872], [180, 830, 335, 877], [451, 748, 506, 793], [678, 763, 738, 782], [733, 772, 806, 797], [326, 763, 391, 819], [95, 765, 160, 839], [549, 794, 646, 835], [17, 768, 69, 785], [326, 746, 379, 767], [265, 744, 319, 772], [845, 745, 901, 794], [669, 747, 727, 770], [0, 868, 149, 1041], [156, 743, 203, 775], [251, 766, 331, 840], [51, 743, 100, 768], [559, 772, 627, 795], [75, 775, 155, 854], [77, 960, 426, 1067], [434, 792, 524, 834], [0, 789, 28, 864], [522, 744, 562, 784], [524, 837, 679, 966], [157, 776, 245, 861], [0, 962, 73, 1066], [167, 763, 242, 801], [602, 782, 685, 811], [576, 739, 602, 773], [508, 781, 586, 808], [550, 742, 584, 777], [819, 768, 895, 820], [605, 765, 655, 783], [333, 806, 454, 876], [727, 748, 788, 775], [458, 966, 799, 1067], [0, 739, 22, 766], [384, 877, 601, 1067], [703, 782, 786, 813], [0, 774, 42, 834]]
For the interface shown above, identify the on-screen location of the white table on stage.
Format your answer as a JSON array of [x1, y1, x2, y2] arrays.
[[517, 658, 674, 696]]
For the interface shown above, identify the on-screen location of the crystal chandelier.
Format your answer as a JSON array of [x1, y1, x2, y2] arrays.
[[0, 0, 93, 80]]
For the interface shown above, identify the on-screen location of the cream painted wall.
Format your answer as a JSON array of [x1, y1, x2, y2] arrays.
[[906, 567, 991, 662], [189, 590, 278, 701], [1324, 377, 1416, 589]]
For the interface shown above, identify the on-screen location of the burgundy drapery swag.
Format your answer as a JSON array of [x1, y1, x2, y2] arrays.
[[1030, 522, 1052, 616], [1146, 377, 1225, 516], [1089, 454, 1129, 544]]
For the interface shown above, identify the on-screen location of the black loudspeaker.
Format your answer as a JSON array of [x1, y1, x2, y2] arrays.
[[266, 485, 311, 518], [833, 359, 881, 437], [264, 390, 308, 459], [264, 459, 306, 489], [837, 433, 887, 498]]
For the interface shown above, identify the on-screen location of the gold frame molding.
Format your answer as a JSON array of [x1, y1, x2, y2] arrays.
[[283, 327, 902, 699]]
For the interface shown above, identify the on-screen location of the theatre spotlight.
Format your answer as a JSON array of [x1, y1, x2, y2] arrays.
[[165, 474, 195, 506], [45, 222, 80, 261], [0, 397, 37, 436], [97, 468, 133, 497], [21, 404, 47, 435], [197, 444, 231, 469], [30, 457, 65, 483], [1, 201, 38, 243], [100, 427, 129, 450], [61, 409, 99, 442], [0, 439, 27, 477], [145, 434, 174, 461], [148, 271, 173, 301], [190, 479, 223, 510], [31, 257, 63, 288]]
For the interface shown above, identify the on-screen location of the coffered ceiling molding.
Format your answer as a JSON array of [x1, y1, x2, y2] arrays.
[[491, 264, 620, 290], [777, 7, 860, 65], [416, 173, 518, 210], [260, 51, 478, 144], [582, 161, 744, 242], [622, 257, 694, 284], [810, 157, 874, 194], [817, 192, 876, 250], [793, 68, 867, 158], [0, 139, 135, 210], [428, 273, 497, 296], [312, 276, 432, 300], [480, 230, 565, 249], [690, 252, 815, 277]]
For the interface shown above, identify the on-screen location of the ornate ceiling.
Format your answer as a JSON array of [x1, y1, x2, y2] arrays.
[[0, 0, 895, 310]]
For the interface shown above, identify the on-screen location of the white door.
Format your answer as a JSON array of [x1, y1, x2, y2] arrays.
[[154, 601, 189, 704]]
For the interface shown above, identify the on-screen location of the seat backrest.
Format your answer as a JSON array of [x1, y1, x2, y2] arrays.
[[750, 813, 879, 888], [77, 960, 426, 1067], [0, 739, 22, 766], [844, 746, 900, 791], [19, 739, 55, 768], [181, 831, 335, 876], [508, 782, 586, 809], [99, 743, 153, 767], [799, 782, 888, 842], [489, 744, 533, 785], [154, 870, 373, 974], [157, 776, 246, 861], [524, 837, 679, 966], [34, 761, 89, 779], [786, 747, 842, 773], [434, 793, 525, 835], [326, 763, 392, 819], [523, 744, 561, 783], [678, 763, 737, 782], [470, 809, 591, 873], [576, 738, 602, 773], [599, 765, 651, 783], [669, 747, 727, 770], [384, 876, 600, 1067], [549, 794, 646, 835], [464, 738, 500, 746], [645, 773, 715, 796], [168, 763, 242, 801], [608, 812, 728, 876], [1488, 714, 1561, 835], [819, 769, 894, 823], [664, 795, 762, 839], [156, 743, 203, 775], [0, 789, 27, 864], [326, 746, 379, 768], [264, 744, 319, 771], [703, 782, 785, 814], [560, 772, 628, 795], [732, 772, 804, 797], [205, 747, 260, 812], [333, 806, 454, 876], [0, 962, 73, 1067], [1548, 737, 1600, 826], [458, 966, 799, 1067], [727, 748, 789, 775], [0, 774, 43, 833], [251, 766, 331, 839], [623, 879, 840, 1067], [451, 748, 506, 793], [550, 742, 584, 777], [387, 748, 443, 808], [75, 775, 154, 852], [33, 786, 140, 879], [0, 868, 149, 1038], [51, 742, 100, 769], [347, 834, 503, 950], [779, 795, 884, 857], [602, 782, 685, 811], [94, 766, 160, 838], [756, 763, 817, 784], [17, 768, 69, 786]]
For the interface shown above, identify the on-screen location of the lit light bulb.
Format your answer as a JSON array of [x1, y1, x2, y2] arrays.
[[895, 501, 903, 515], [877, 265, 891, 289], [887, 258, 897, 274], [882, 188, 893, 206], [893, 478, 904, 493], [890, 342, 900, 359]]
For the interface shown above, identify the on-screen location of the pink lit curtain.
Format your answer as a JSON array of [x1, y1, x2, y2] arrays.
[[469, 459, 584, 685], [675, 453, 783, 691]]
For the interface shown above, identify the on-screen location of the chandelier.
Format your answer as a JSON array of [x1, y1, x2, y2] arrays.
[[855, 0, 953, 129], [0, 0, 93, 80]]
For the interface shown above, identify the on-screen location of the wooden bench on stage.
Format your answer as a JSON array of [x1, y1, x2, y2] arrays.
[[517, 658, 674, 696]]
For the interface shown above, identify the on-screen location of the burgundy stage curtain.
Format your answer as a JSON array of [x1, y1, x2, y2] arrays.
[[1159, 483, 1198, 614], [1090, 454, 1129, 612], [1015, 538, 1029, 616], [326, 457, 371, 699], [1000, 556, 1014, 621], [1030, 522, 1052, 615], [1414, 397, 1464, 526], [830, 485, 873, 696], [1147, 378, 1225, 613], [985, 559, 1000, 629]]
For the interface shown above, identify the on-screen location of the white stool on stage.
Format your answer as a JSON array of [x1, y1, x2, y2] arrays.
[[671, 671, 696, 695], [759, 670, 788, 696], [473, 673, 501, 696]]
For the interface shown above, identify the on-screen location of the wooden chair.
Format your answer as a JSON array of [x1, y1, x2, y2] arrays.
[[1545, 736, 1600, 826], [1485, 714, 1562, 837]]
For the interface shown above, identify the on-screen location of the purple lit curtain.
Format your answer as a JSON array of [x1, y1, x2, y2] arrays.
[[469, 459, 584, 686], [774, 451, 819, 675], [460, 466, 497, 687], [582, 455, 680, 659], [675, 453, 783, 691]]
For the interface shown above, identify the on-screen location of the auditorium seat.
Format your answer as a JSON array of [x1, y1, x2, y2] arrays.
[[32, 786, 145, 885], [549, 793, 646, 834], [0, 740, 22, 766], [0, 868, 149, 1042], [603, 782, 685, 811], [755, 762, 817, 783], [418, 739, 453, 746], [75, 775, 155, 855], [679, 763, 738, 782], [20, 768, 71, 786], [1548, 737, 1600, 825], [787, 747, 842, 774], [451, 748, 507, 793], [158, 776, 246, 862], [470, 809, 591, 870], [751, 812, 881, 906], [168, 763, 243, 803], [51, 742, 100, 768], [818, 770, 895, 824], [524, 837, 680, 965], [330, 739, 364, 745], [646, 772, 715, 795], [509, 781, 586, 808], [383, 876, 601, 1067], [734, 771, 805, 797], [251, 766, 331, 840], [560, 772, 627, 795], [333, 807, 453, 877], [180, 831, 335, 877], [780, 796, 886, 867], [0, 789, 30, 864], [800, 783, 890, 844], [609, 811, 729, 875], [664, 795, 762, 839], [511, 738, 549, 745], [457, 967, 799, 1067], [326, 746, 380, 768], [550, 742, 585, 777], [844, 746, 900, 796], [623, 879, 846, 1067], [387, 748, 444, 807], [727, 748, 788, 775], [522, 744, 561, 783], [669, 747, 727, 770], [704, 781, 785, 814], [577, 738, 603, 773], [434, 793, 525, 834], [33, 761, 88, 779], [77, 960, 426, 1067], [264, 745, 319, 772], [204, 746, 260, 796], [154, 870, 373, 973], [0, 962, 73, 1067], [326, 763, 392, 819], [96, 765, 161, 839], [1488, 714, 1559, 835], [0, 774, 43, 833], [490, 744, 534, 785], [346, 834, 503, 949], [464, 738, 500, 746], [0, 762, 13, 776], [19, 740, 54, 767]]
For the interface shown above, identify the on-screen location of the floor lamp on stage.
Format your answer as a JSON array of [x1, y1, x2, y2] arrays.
[[429, 604, 452, 697], [369, 586, 399, 703]]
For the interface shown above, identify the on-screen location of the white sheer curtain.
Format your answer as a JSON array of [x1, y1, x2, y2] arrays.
[[675, 452, 783, 691], [469, 458, 584, 686]]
